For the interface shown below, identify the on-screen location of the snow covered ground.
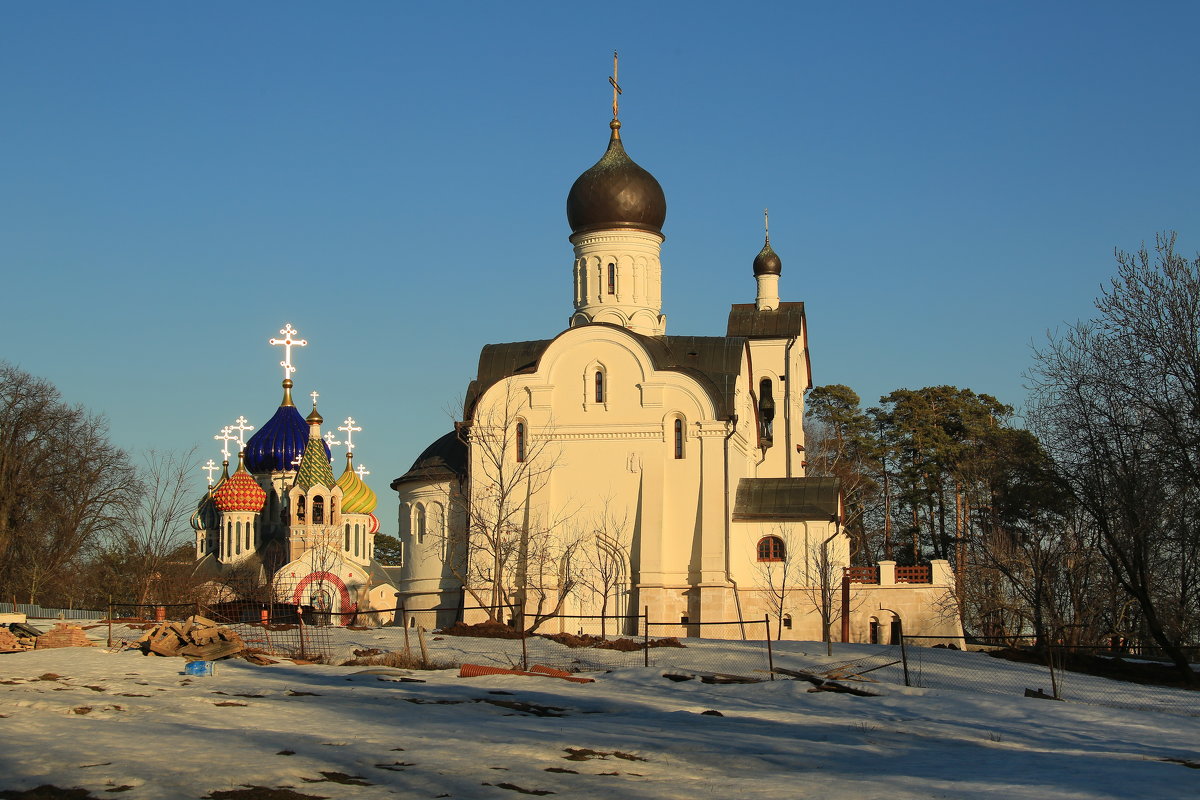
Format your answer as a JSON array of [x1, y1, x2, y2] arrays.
[[1, 626, 1198, 799]]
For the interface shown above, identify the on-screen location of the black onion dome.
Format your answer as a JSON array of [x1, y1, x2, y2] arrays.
[[753, 237, 782, 276], [390, 431, 467, 489], [567, 120, 666, 236]]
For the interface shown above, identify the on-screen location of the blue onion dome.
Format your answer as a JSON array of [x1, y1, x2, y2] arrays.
[[244, 380, 331, 473], [567, 119, 666, 236]]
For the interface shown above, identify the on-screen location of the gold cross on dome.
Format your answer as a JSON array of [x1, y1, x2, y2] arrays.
[[609, 51, 622, 119], [269, 323, 307, 381]]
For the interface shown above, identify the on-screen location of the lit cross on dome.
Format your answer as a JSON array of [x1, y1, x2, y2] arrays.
[[214, 427, 238, 461], [323, 432, 341, 449], [355, 464, 370, 479], [268, 323, 307, 381], [338, 417, 362, 452], [290, 454, 303, 468], [310, 391, 320, 408], [230, 416, 255, 448], [201, 459, 219, 487]]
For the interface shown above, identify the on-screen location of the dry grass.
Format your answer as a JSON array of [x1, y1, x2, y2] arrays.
[[339, 650, 456, 670]]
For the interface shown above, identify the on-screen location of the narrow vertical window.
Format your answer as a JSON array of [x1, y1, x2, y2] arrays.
[[235, 521, 242, 555], [415, 505, 426, 545], [674, 418, 684, 459], [607, 263, 616, 294], [344, 524, 351, 551], [595, 370, 605, 403], [516, 421, 526, 462]]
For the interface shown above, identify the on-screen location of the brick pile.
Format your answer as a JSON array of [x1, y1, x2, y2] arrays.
[[0, 626, 27, 652], [34, 623, 94, 649]]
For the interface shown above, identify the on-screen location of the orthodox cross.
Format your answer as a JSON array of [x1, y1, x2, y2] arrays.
[[201, 459, 219, 487], [291, 454, 303, 468], [338, 417, 362, 452], [323, 431, 341, 449], [764, 208, 770, 244], [214, 427, 238, 461], [230, 415, 255, 448], [310, 390, 319, 408], [609, 50, 622, 119], [355, 463, 370, 479], [269, 323, 307, 380]]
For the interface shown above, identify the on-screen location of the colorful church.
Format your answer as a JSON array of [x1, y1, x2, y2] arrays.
[[190, 325, 399, 623]]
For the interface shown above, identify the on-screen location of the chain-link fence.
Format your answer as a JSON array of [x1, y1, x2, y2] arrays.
[[94, 599, 775, 677], [100, 601, 328, 661], [899, 636, 1200, 716]]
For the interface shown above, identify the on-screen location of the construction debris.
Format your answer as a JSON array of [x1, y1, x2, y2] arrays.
[[137, 615, 245, 660], [772, 666, 881, 696]]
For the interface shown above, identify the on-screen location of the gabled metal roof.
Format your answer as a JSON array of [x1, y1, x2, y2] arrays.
[[733, 477, 841, 521], [726, 302, 806, 339]]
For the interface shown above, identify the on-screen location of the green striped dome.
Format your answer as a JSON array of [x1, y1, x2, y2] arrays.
[[337, 456, 377, 514], [294, 436, 336, 491]]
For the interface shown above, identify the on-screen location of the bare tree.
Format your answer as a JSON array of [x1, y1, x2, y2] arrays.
[[0, 363, 138, 604], [114, 449, 200, 605], [578, 500, 632, 637], [454, 383, 577, 629], [753, 525, 805, 640], [1029, 232, 1200, 682], [796, 525, 846, 656]]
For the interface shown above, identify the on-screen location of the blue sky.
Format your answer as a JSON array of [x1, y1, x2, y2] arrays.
[[3, 2, 1197, 528]]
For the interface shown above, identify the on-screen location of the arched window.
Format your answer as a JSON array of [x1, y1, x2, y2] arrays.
[[595, 370, 605, 403], [235, 521, 242, 555], [516, 421, 526, 462], [607, 263, 616, 295], [889, 615, 903, 645], [312, 496, 325, 525], [344, 524, 351, 551], [244, 522, 251, 550], [674, 418, 684, 459], [414, 505, 426, 544], [355, 524, 361, 558], [296, 496, 306, 523], [226, 522, 232, 557], [757, 535, 786, 562], [869, 617, 880, 644]]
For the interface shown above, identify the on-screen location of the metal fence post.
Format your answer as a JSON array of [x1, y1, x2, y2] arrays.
[[643, 606, 649, 668], [106, 597, 113, 649], [764, 614, 775, 680]]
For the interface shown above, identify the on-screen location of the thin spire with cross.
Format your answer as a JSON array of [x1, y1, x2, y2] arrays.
[[764, 208, 770, 245], [339, 417, 362, 452], [202, 459, 219, 487], [214, 427, 238, 462], [230, 415, 255, 448], [269, 323, 307, 381], [310, 391, 319, 409], [609, 50, 622, 120]]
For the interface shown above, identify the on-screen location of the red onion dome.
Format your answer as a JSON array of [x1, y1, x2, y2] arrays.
[[213, 455, 267, 513]]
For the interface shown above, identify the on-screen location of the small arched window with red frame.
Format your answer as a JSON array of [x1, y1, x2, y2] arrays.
[[757, 535, 786, 562]]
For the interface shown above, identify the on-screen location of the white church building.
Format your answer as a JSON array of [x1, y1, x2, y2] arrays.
[[391, 75, 963, 643]]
